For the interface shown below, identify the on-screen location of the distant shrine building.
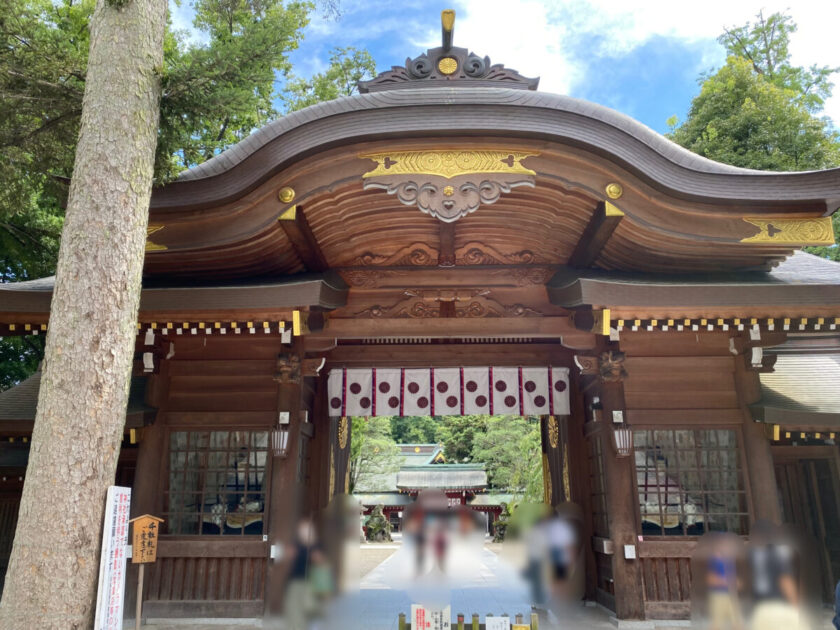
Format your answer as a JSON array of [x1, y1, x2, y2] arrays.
[[353, 444, 505, 534], [1, 10, 840, 622]]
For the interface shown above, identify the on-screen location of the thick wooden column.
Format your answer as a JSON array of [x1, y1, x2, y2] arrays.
[[265, 346, 305, 616], [540, 415, 567, 505], [306, 374, 331, 516], [600, 380, 645, 620], [332, 417, 351, 496], [567, 366, 597, 600], [732, 346, 781, 524], [130, 367, 169, 519], [125, 360, 170, 623]]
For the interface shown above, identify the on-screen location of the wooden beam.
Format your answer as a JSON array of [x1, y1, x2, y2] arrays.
[[568, 201, 624, 268], [277, 205, 329, 272], [322, 343, 571, 367], [313, 316, 597, 347]]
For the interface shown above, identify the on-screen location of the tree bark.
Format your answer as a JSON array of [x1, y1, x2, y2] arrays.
[[0, 1, 165, 627]]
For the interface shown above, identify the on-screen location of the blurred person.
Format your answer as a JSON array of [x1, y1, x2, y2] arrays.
[[746, 520, 808, 630], [545, 503, 583, 605], [404, 502, 427, 576], [284, 518, 324, 630], [431, 514, 450, 573], [523, 513, 549, 610], [703, 532, 744, 630], [321, 494, 360, 595]]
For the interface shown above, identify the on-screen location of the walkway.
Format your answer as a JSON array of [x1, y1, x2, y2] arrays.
[[134, 539, 705, 629]]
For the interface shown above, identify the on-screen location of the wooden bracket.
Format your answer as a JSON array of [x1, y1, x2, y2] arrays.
[[572, 307, 611, 336], [277, 205, 329, 272], [568, 201, 624, 268]]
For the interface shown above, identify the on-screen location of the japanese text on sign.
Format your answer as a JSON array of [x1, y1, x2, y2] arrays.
[[130, 515, 164, 564], [94, 486, 131, 630]]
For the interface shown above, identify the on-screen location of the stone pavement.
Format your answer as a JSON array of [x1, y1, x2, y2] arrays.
[[136, 539, 660, 630], [133, 539, 833, 630]]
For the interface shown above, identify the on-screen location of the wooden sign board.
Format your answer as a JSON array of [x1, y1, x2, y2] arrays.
[[129, 514, 164, 564]]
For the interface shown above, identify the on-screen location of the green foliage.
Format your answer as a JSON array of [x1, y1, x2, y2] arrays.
[[471, 416, 543, 502], [717, 11, 838, 113], [390, 415, 440, 444], [282, 46, 375, 112], [437, 414, 489, 462], [0, 335, 44, 392], [0, 0, 375, 387], [669, 56, 840, 171], [0, 0, 89, 276], [348, 416, 401, 493], [157, 0, 313, 179], [0, 0, 367, 256], [669, 10, 840, 258]]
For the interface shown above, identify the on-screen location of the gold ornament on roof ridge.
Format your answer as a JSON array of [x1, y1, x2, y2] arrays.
[[740, 217, 834, 245], [361, 150, 538, 179], [438, 57, 458, 75]]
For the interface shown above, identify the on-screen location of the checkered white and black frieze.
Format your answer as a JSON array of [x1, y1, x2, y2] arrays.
[[327, 367, 570, 417]]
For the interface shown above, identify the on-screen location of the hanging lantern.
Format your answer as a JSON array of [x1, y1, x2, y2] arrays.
[[271, 411, 291, 458], [271, 426, 290, 458], [611, 418, 633, 458]]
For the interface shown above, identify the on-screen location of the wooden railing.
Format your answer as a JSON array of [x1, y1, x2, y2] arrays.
[[638, 541, 696, 619], [143, 538, 268, 618]]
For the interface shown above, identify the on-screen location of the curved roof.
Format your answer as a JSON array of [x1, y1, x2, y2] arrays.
[[152, 87, 840, 212]]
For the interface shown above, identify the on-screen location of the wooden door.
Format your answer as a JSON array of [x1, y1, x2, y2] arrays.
[[774, 451, 840, 602]]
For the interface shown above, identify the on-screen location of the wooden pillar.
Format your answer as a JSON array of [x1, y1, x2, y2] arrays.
[[125, 360, 170, 623], [131, 361, 171, 519], [600, 380, 645, 620], [265, 345, 305, 616], [568, 366, 597, 601], [733, 350, 781, 524], [306, 374, 330, 517], [540, 415, 567, 505], [333, 416, 351, 496]]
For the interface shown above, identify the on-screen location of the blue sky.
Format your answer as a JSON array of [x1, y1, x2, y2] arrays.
[[172, 0, 840, 135]]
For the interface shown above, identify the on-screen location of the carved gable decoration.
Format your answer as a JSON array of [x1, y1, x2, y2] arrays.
[[357, 45, 539, 93], [357, 10, 538, 93], [361, 150, 538, 222]]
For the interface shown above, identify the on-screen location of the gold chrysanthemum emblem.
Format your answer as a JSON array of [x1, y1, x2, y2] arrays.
[[438, 57, 457, 75]]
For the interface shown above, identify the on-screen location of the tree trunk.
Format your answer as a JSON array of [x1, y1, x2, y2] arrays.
[[0, 1, 165, 627]]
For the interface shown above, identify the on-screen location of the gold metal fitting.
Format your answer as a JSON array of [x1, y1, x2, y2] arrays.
[[441, 9, 455, 32], [605, 182, 623, 199], [438, 57, 457, 75], [443, 185, 455, 197], [278, 187, 296, 204]]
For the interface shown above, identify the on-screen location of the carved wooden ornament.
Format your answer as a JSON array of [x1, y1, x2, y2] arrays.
[[574, 351, 627, 383], [361, 150, 538, 222], [275, 353, 301, 384]]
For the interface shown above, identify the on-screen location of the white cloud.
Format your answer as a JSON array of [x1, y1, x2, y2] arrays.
[[450, 0, 840, 124]]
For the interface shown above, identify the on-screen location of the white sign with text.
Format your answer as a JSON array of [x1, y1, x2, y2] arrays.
[[94, 486, 131, 630]]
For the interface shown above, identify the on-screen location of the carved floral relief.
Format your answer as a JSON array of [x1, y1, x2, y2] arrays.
[[360, 150, 538, 222]]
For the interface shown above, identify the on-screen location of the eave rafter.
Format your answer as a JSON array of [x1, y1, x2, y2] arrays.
[[277, 200, 329, 272], [568, 200, 624, 268]]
